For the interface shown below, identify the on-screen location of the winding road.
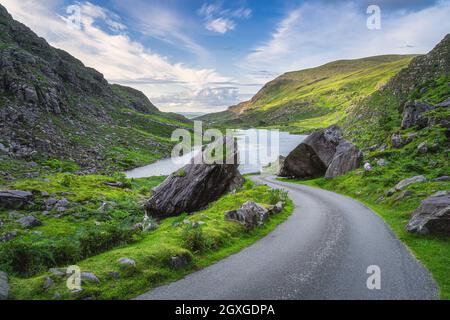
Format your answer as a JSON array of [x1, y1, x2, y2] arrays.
[[136, 175, 438, 300]]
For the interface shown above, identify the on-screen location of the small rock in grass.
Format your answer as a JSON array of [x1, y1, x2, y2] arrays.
[[43, 277, 54, 290], [417, 142, 428, 154], [0, 219, 3, 228], [118, 258, 136, 267], [49, 268, 66, 278], [17, 216, 42, 229], [364, 162, 372, 171], [395, 175, 427, 191], [170, 255, 190, 270], [107, 272, 120, 280], [56, 199, 70, 208], [433, 176, 450, 182], [376, 158, 387, 166], [8, 211, 24, 219], [41, 192, 50, 197], [395, 190, 413, 202], [432, 190, 449, 197], [81, 272, 100, 284], [0, 231, 18, 242]]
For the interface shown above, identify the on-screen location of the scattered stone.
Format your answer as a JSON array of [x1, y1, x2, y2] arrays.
[[17, 216, 42, 229], [103, 182, 125, 188], [170, 255, 190, 270], [436, 97, 450, 107], [433, 176, 450, 182], [81, 272, 100, 284], [145, 136, 244, 218], [118, 258, 136, 267], [432, 190, 449, 197], [55, 198, 70, 208], [376, 158, 387, 166], [0, 190, 33, 209], [417, 142, 428, 154], [364, 162, 372, 171], [0, 271, 9, 300], [401, 101, 432, 129], [391, 133, 404, 148], [8, 211, 24, 219], [268, 202, 284, 215], [325, 140, 363, 179], [406, 193, 450, 236], [107, 272, 120, 280], [394, 175, 427, 191], [49, 268, 66, 278], [0, 231, 18, 242], [225, 201, 269, 230], [395, 190, 413, 202], [0, 219, 3, 228], [41, 191, 50, 197], [42, 277, 54, 290]]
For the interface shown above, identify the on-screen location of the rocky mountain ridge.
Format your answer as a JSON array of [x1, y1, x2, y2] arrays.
[[0, 4, 190, 177]]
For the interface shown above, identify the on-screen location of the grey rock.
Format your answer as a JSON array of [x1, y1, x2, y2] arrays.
[[17, 216, 42, 229], [395, 190, 414, 202], [417, 142, 428, 154], [118, 258, 136, 267], [325, 140, 363, 179], [433, 176, 450, 182], [42, 277, 54, 290], [280, 125, 342, 178], [8, 211, 24, 219], [41, 191, 50, 197], [432, 190, 449, 197], [225, 201, 269, 230], [49, 268, 66, 278], [391, 133, 404, 148], [436, 97, 450, 107], [55, 198, 70, 208], [145, 136, 244, 218], [0, 271, 9, 300], [81, 272, 100, 284], [170, 255, 191, 270], [268, 201, 284, 215], [406, 194, 450, 235], [107, 272, 120, 279], [376, 158, 387, 166], [0, 231, 17, 242], [0, 219, 3, 228], [0, 190, 33, 209], [395, 175, 427, 191], [401, 101, 432, 129]]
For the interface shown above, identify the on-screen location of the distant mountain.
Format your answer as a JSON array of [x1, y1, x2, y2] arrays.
[[0, 4, 190, 178], [199, 55, 416, 132]]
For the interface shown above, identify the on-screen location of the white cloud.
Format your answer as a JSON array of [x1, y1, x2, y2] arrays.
[[205, 18, 235, 34], [198, 2, 251, 34], [0, 0, 233, 112], [244, 1, 450, 81]]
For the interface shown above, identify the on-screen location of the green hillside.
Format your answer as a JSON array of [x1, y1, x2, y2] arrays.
[[199, 55, 416, 133]]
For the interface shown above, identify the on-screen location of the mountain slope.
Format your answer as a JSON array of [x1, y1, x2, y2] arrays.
[[199, 55, 416, 132], [0, 4, 190, 180]]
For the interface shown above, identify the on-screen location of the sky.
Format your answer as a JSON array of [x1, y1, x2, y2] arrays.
[[0, 0, 449, 113]]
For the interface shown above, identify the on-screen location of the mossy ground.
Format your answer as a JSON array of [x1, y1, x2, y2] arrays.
[[1, 175, 293, 300]]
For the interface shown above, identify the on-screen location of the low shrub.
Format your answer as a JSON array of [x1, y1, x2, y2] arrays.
[[268, 188, 289, 205]]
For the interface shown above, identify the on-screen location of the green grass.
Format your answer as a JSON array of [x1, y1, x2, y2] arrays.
[[201, 55, 416, 132], [2, 175, 293, 300]]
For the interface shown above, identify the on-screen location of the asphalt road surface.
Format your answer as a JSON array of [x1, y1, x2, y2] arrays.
[[136, 175, 438, 300]]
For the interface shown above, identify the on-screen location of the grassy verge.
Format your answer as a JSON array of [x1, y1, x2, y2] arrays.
[[1, 175, 293, 300], [280, 175, 450, 299]]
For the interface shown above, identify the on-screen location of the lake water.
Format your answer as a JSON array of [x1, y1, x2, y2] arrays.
[[125, 129, 306, 178]]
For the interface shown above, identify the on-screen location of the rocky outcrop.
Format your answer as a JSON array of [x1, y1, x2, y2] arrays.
[[17, 216, 42, 229], [406, 193, 450, 236], [280, 125, 362, 179], [395, 175, 427, 191], [0, 271, 9, 300], [145, 136, 244, 218], [0, 190, 33, 209], [225, 201, 269, 230], [401, 101, 432, 129], [325, 140, 363, 179]]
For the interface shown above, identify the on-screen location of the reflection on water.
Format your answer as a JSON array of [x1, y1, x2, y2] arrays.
[[125, 129, 306, 178]]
